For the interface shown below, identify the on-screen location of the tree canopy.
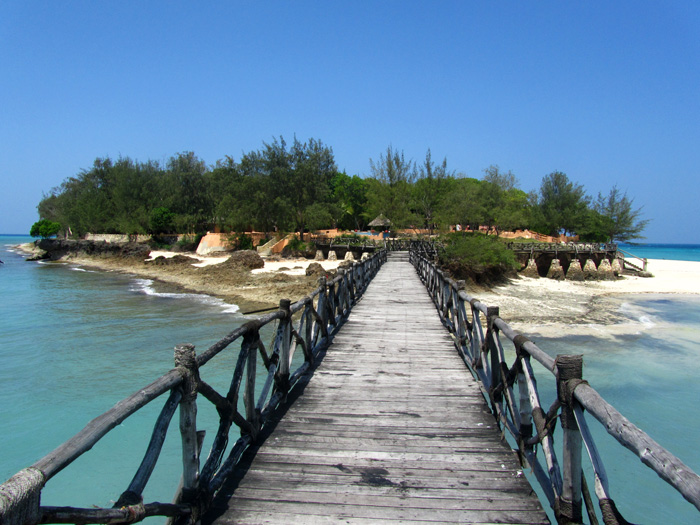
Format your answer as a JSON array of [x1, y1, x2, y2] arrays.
[[34, 139, 648, 243]]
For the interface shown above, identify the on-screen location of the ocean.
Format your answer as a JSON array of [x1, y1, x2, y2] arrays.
[[1, 235, 699, 523]]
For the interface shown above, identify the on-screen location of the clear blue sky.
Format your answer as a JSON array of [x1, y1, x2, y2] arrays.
[[2, 1, 699, 243]]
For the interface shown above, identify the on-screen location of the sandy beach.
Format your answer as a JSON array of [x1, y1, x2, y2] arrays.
[[473, 258, 700, 337]]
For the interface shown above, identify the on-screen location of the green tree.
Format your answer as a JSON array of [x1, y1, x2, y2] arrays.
[[367, 146, 416, 228], [30, 219, 61, 238], [594, 185, 649, 242], [287, 137, 337, 240], [438, 176, 487, 230], [536, 171, 589, 236], [149, 207, 175, 234], [331, 172, 368, 230], [163, 151, 211, 233], [414, 149, 452, 234]]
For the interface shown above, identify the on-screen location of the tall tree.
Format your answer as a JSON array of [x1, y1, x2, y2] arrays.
[[164, 152, 210, 233], [536, 171, 589, 236], [367, 146, 416, 228], [331, 172, 368, 230], [414, 149, 452, 234], [594, 185, 649, 242]]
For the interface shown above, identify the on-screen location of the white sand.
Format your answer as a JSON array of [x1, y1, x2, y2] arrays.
[[251, 259, 343, 276], [596, 258, 700, 294], [475, 258, 700, 338], [146, 250, 229, 267], [147, 251, 343, 274]]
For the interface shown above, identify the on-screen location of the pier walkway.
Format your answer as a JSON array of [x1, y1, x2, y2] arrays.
[[203, 253, 548, 524]]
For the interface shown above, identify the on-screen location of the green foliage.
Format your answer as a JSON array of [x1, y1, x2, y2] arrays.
[[535, 171, 590, 236], [285, 235, 312, 253], [33, 141, 648, 244], [228, 233, 254, 251], [176, 234, 204, 251], [366, 146, 417, 228], [331, 172, 368, 230], [30, 219, 61, 238], [440, 232, 518, 270], [593, 186, 649, 242], [439, 233, 518, 284], [149, 207, 175, 234]]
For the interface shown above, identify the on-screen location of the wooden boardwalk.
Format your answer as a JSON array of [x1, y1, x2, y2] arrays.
[[203, 253, 549, 524]]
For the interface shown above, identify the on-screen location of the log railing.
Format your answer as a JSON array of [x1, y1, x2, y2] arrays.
[[0, 250, 387, 525], [410, 249, 700, 524]]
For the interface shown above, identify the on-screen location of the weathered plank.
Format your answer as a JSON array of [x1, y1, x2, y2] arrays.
[[203, 253, 549, 524]]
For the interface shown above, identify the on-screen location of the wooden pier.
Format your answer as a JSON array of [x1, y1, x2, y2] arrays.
[[6, 247, 698, 525], [203, 253, 549, 524]]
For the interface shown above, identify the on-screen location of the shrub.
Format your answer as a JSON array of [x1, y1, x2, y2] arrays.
[[225, 233, 254, 251], [439, 232, 518, 284], [30, 219, 62, 239], [175, 234, 203, 252]]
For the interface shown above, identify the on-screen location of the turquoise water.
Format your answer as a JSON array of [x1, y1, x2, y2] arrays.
[[0, 235, 263, 512], [2, 235, 700, 522], [522, 296, 700, 523], [619, 242, 700, 262]]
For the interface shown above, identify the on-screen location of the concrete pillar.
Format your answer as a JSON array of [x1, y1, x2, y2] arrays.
[[520, 258, 539, 278], [327, 250, 337, 261], [314, 250, 324, 260], [547, 259, 565, 280], [344, 251, 355, 261], [598, 259, 615, 280], [583, 259, 597, 280], [611, 257, 623, 276], [565, 259, 584, 281]]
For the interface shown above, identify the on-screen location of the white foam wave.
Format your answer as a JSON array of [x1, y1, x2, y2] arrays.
[[129, 278, 239, 313]]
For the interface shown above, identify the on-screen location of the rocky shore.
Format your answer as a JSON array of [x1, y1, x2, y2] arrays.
[[21, 239, 342, 312]]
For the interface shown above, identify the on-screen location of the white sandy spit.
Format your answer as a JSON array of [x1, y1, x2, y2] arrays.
[[147, 251, 343, 274], [472, 258, 700, 338]]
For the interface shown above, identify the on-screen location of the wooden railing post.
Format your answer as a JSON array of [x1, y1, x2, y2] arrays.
[[277, 299, 291, 395], [174, 344, 200, 504], [556, 354, 584, 524], [486, 306, 500, 398], [242, 332, 259, 438]]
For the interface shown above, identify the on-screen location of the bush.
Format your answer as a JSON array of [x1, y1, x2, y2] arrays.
[[286, 236, 310, 252], [175, 234, 203, 252], [226, 233, 254, 251], [30, 219, 61, 239], [283, 235, 314, 258], [439, 233, 518, 284]]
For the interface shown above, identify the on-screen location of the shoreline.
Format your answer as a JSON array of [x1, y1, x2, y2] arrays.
[[16, 242, 700, 335], [16, 242, 343, 313], [472, 258, 700, 338]]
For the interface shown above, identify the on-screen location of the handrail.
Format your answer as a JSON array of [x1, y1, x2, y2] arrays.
[[409, 248, 700, 523], [0, 250, 388, 525], [617, 248, 648, 272]]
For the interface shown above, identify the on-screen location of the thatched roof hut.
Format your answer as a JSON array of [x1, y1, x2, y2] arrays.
[[368, 214, 391, 229]]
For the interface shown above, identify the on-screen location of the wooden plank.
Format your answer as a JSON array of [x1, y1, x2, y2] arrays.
[[203, 253, 549, 524]]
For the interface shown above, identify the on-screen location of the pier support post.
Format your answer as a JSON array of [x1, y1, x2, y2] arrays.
[[486, 307, 501, 402], [174, 344, 200, 502], [276, 299, 292, 396], [556, 354, 584, 524]]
